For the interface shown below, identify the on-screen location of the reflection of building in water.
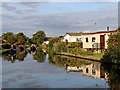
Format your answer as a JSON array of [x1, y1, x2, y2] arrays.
[[66, 66, 83, 72], [82, 63, 106, 79]]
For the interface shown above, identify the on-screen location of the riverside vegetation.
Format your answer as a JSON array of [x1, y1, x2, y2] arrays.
[[0, 31, 47, 53], [46, 38, 103, 58]]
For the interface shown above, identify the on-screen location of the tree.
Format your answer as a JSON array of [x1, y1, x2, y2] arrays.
[[2, 32, 16, 44], [7, 35, 17, 44], [17, 36, 26, 44], [15, 32, 30, 45], [2, 32, 14, 40], [31, 31, 46, 46], [15, 32, 29, 41], [102, 29, 120, 63]]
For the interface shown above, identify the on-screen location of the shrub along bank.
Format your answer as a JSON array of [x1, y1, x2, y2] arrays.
[[102, 29, 120, 64], [47, 40, 103, 58]]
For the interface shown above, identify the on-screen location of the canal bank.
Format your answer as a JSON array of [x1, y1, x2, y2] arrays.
[[55, 52, 101, 62]]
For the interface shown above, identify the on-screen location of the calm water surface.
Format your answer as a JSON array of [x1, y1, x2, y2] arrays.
[[1, 48, 120, 88]]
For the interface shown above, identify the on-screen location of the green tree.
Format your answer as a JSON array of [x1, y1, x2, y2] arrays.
[[15, 32, 30, 45], [31, 31, 46, 46], [2, 32, 14, 40], [17, 36, 26, 44], [102, 29, 120, 63], [7, 35, 17, 44]]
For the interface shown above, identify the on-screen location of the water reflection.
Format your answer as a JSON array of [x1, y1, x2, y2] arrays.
[[1, 48, 120, 88], [2, 49, 28, 63], [101, 63, 120, 89], [2, 47, 46, 63], [33, 48, 46, 63], [48, 55, 120, 89]]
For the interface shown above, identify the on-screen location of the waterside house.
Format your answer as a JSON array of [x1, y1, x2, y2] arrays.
[[63, 29, 117, 53]]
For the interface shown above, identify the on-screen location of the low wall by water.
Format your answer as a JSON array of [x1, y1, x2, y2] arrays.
[[55, 52, 101, 62]]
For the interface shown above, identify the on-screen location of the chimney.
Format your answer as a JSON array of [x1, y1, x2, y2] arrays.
[[107, 27, 109, 31]]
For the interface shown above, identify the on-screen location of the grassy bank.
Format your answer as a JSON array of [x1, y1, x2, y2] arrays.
[[47, 41, 103, 59]]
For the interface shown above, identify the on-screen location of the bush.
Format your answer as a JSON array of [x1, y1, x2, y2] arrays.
[[102, 30, 120, 63]]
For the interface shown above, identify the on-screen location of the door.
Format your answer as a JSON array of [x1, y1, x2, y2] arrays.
[[100, 35, 105, 49]]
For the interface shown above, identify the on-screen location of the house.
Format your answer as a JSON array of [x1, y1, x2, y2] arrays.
[[63, 29, 117, 53], [81, 30, 117, 53], [63, 33, 82, 42], [43, 40, 49, 45]]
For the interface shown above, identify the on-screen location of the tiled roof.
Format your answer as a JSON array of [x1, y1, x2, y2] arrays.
[[82, 30, 117, 35], [67, 33, 82, 36], [66, 30, 117, 36]]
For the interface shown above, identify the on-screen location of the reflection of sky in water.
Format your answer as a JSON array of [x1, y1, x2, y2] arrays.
[[2, 53, 108, 88]]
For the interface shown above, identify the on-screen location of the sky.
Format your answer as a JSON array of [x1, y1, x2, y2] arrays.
[[1, 1, 118, 38]]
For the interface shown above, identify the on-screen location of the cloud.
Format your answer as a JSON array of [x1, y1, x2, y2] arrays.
[[2, 2, 16, 11], [14, 8, 36, 14], [1, 2, 118, 37], [1, 0, 119, 2], [14, 2, 46, 7]]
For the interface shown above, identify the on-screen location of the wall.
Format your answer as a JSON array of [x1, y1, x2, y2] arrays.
[[63, 34, 82, 42], [82, 33, 111, 49]]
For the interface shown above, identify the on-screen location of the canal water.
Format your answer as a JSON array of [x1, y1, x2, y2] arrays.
[[1, 48, 120, 88]]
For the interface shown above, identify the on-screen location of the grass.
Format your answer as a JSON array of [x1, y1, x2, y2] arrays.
[[87, 53, 103, 58], [65, 48, 103, 58]]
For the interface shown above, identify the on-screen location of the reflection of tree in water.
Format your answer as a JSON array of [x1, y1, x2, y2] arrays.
[[17, 51, 27, 61], [33, 48, 46, 63], [48, 54, 91, 67], [101, 63, 120, 89], [2, 49, 29, 63]]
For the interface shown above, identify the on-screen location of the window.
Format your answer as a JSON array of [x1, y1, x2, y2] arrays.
[[92, 37, 96, 42], [79, 38, 82, 41], [86, 37, 89, 42], [76, 38, 82, 41], [92, 68, 96, 75], [76, 38, 79, 41], [86, 68, 89, 73]]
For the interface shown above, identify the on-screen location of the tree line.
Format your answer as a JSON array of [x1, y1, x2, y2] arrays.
[[2, 31, 46, 46]]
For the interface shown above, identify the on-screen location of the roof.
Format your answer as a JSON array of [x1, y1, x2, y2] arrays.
[[53, 40, 59, 42], [82, 30, 117, 35], [66, 33, 82, 36], [65, 30, 117, 36]]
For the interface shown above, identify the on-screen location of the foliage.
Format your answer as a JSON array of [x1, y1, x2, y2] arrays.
[[47, 37, 59, 53], [2, 32, 17, 44], [16, 36, 26, 44], [2, 32, 14, 40], [101, 63, 120, 88], [2, 32, 30, 46], [33, 47, 46, 63], [48, 54, 91, 67], [102, 30, 120, 63], [31, 31, 46, 46], [15, 32, 28, 41], [15, 32, 29, 45]]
